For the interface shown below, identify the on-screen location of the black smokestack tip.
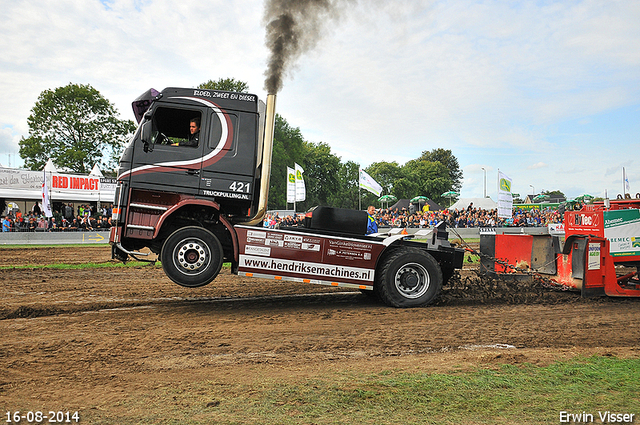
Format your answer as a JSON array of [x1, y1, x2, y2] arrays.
[[263, 0, 354, 94]]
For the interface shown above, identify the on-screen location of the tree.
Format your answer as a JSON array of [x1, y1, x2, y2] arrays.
[[268, 114, 306, 210], [403, 159, 452, 204], [198, 78, 249, 93], [300, 141, 342, 209], [543, 190, 566, 198], [329, 161, 359, 209], [418, 148, 463, 192], [366, 161, 404, 196], [19, 83, 135, 173]]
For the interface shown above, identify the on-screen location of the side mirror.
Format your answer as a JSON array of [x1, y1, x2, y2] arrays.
[[141, 121, 154, 152]]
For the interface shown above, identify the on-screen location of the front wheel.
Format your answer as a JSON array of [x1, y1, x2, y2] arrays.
[[161, 226, 223, 288], [376, 248, 443, 308]]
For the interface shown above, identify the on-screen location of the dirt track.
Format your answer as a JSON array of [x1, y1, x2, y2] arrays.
[[1, 245, 639, 421]]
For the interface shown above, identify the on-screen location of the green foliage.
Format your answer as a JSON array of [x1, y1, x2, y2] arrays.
[[300, 141, 342, 209], [265, 109, 462, 211], [404, 158, 452, 204], [268, 114, 306, 210], [198, 78, 249, 93], [361, 157, 455, 206], [366, 161, 404, 195], [19, 83, 135, 174], [329, 161, 360, 209], [418, 148, 463, 192], [543, 189, 566, 198]]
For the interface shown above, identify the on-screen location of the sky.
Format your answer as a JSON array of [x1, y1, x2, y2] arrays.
[[0, 0, 638, 201]]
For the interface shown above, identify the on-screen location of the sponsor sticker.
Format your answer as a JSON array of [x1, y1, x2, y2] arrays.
[[302, 243, 321, 251], [245, 245, 271, 257], [588, 243, 601, 270]]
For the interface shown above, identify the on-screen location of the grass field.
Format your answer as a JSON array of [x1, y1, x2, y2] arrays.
[[85, 356, 639, 424]]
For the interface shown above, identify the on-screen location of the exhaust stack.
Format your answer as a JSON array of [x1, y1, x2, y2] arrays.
[[243, 93, 276, 225]]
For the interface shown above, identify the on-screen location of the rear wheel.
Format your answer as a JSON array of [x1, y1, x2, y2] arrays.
[[376, 248, 443, 308], [161, 226, 223, 288]]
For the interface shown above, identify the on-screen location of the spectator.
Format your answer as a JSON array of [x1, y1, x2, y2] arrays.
[[2, 216, 11, 232], [64, 203, 74, 221], [97, 216, 111, 230], [79, 215, 93, 231], [69, 217, 80, 231], [36, 217, 47, 231], [366, 206, 378, 235]]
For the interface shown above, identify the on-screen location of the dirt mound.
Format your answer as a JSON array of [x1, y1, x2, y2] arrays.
[[436, 269, 595, 306]]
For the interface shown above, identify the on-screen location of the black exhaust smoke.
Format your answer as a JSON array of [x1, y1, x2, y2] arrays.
[[263, 0, 356, 94]]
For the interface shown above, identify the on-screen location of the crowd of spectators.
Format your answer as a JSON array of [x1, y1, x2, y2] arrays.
[[1, 202, 114, 232], [371, 204, 563, 229], [2, 201, 566, 234], [263, 212, 305, 229], [262, 203, 565, 231]]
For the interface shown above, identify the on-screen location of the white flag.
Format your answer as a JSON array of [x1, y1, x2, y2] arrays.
[[497, 171, 513, 219], [359, 168, 383, 196], [295, 163, 306, 201], [624, 167, 630, 192], [286, 167, 296, 203], [42, 170, 53, 218]]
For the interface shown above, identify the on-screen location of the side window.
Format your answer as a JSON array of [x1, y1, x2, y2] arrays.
[[208, 112, 237, 151], [151, 107, 202, 148]]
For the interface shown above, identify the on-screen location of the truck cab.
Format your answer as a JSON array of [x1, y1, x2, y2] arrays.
[[111, 88, 271, 286]]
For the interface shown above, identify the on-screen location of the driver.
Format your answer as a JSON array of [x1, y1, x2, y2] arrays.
[[172, 117, 200, 147]]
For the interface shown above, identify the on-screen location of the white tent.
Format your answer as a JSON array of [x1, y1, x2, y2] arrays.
[[89, 164, 104, 177], [43, 158, 58, 173], [448, 197, 497, 211]]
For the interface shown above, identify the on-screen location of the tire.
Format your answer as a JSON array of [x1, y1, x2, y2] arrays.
[[161, 226, 223, 288], [376, 248, 443, 308]]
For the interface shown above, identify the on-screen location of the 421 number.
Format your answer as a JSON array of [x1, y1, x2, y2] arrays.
[[228, 181, 250, 193]]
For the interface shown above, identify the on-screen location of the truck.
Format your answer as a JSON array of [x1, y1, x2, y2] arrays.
[[480, 197, 640, 297], [109, 87, 465, 307]]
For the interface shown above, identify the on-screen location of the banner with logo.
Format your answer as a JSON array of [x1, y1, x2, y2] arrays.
[[548, 223, 565, 236], [295, 163, 306, 202], [42, 170, 53, 218], [359, 168, 382, 197], [497, 171, 513, 219], [286, 167, 296, 203], [0, 166, 116, 202], [604, 209, 640, 257]]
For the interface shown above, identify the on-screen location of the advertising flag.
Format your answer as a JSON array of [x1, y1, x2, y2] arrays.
[[497, 171, 513, 219], [286, 167, 296, 203], [295, 163, 306, 201], [624, 167, 630, 192], [42, 170, 53, 218], [359, 168, 383, 197]]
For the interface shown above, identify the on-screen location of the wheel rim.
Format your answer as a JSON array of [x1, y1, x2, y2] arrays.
[[394, 262, 430, 299], [172, 237, 210, 276]]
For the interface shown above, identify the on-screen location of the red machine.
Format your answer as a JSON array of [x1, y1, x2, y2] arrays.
[[480, 198, 640, 297]]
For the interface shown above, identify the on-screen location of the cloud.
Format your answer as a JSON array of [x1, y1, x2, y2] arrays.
[[0, 127, 14, 153], [527, 162, 548, 170]]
